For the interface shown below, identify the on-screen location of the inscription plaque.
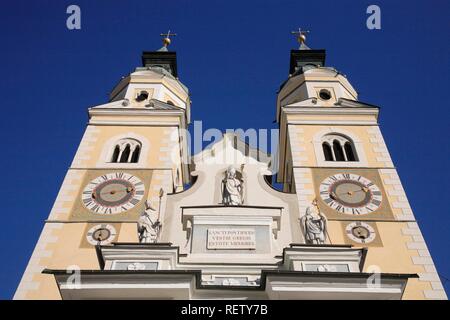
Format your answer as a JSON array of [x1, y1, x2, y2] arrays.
[[207, 228, 256, 250]]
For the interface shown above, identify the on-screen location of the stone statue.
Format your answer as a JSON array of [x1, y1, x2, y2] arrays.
[[300, 199, 327, 244], [221, 166, 243, 206], [137, 200, 161, 243]]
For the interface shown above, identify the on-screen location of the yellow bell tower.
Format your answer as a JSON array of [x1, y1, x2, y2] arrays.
[[276, 31, 447, 300], [14, 34, 190, 299], [14, 31, 446, 300]]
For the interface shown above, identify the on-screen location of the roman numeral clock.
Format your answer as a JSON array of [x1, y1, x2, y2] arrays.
[[319, 173, 382, 215], [71, 170, 152, 221], [81, 172, 145, 215], [313, 169, 393, 246]]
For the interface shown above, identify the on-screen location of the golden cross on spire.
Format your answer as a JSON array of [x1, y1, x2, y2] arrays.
[[291, 28, 310, 49], [160, 30, 177, 48]]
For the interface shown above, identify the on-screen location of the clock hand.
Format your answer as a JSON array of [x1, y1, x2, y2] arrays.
[[97, 187, 134, 196], [335, 187, 369, 196]]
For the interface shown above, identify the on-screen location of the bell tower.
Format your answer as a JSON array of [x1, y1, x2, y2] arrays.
[[14, 30, 446, 301], [276, 30, 447, 300], [14, 34, 191, 299]]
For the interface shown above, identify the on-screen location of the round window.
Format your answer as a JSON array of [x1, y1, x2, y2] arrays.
[[319, 89, 332, 101], [136, 91, 149, 102]]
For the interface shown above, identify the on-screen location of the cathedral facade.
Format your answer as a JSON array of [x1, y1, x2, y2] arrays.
[[14, 34, 447, 300]]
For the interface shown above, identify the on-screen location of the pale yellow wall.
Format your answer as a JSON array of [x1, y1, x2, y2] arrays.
[[46, 168, 172, 222], [287, 119, 445, 299], [16, 63, 192, 300], [72, 124, 182, 170], [18, 164, 171, 299], [16, 120, 184, 299], [328, 221, 431, 299], [23, 223, 138, 300], [287, 121, 391, 168]]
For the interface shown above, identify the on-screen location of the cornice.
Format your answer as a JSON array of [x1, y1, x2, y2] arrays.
[[281, 106, 379, 117], [88, 108, 185, 117], [88, 108, 186, 127]]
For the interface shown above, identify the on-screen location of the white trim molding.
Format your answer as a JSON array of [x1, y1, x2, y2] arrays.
[[288, 126, 308, 167], [380, 169, 415, 221], [47, 170, 83, 220], [97, 132, 151, 169], [367, 126, 394, 168], [312, 127, 368, 167], [401, 222, 447, 300], [14, 223, 63, 299], [71, 125, 100, 168], [282, 106, 379, 118]]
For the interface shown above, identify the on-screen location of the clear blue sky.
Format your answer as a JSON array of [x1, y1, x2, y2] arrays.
[[0, 0, 448, 299]]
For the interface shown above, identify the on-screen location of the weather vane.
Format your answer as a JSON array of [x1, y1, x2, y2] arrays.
[[160, 30, 177, 49], [291, 28, 310, 49]]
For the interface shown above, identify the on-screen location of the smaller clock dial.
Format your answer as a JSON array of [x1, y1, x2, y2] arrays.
[[86, 224, 117, 245], [319, 173, 382, 215], [345, 222, 376, 244], [82, 172, 145, 214], [92, 228, 111, 241]]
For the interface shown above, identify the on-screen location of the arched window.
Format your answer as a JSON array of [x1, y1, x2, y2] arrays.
[[333, 140, 345, 161], [130, 145, 140, 163], [344, 142, 358, 161], [322, 142, 334, 161], [321, 134, 358, 162], [110, 138, 142, 164], [119, 144, 131, 162], [111, 145, 120, 162]]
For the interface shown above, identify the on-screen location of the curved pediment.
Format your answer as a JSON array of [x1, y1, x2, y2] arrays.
[[160, 134, 300, 263], [186, 133, 280, 206], [192, 133, 271, 167]]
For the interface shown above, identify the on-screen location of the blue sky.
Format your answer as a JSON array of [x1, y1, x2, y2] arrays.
[[0, 0, 448, 299]]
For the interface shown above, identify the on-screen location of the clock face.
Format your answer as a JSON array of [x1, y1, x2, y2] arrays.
[[81, 172, 145, 214], [345, 222, 376, 244], [86, 224, 116, 245], [319, 173, 382, 215]]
